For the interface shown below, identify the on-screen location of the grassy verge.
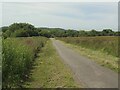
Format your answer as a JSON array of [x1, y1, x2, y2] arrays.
[[24, 40, 79, 88], [57, 37, 118, 57], [60, 40, 118, 72]]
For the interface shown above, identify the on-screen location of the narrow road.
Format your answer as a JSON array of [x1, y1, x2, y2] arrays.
[[51, 38, 118, 88]]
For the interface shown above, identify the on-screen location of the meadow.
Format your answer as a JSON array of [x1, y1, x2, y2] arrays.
[[2, 37, 48, 88]]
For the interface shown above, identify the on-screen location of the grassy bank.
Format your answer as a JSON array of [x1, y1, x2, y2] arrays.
[[2, 37, 48, 88], [24, 40, 79, 88], [57, 37, 118, 72], [57, 36, 118, 57]]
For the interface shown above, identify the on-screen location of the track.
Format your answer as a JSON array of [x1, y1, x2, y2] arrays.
[[51, 38, 118, 88]]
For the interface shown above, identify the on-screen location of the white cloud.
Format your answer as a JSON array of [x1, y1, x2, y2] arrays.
[[2, 2, 118, 31]]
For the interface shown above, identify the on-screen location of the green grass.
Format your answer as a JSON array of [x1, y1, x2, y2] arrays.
[[24, 40, 79, 88], [2, 37, 48, 88], [57, 37, 119, 72], [57, 36, 118, 57]]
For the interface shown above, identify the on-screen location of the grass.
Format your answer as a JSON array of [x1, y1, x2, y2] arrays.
[[57, 37, 119, 72], [24, 40, 79, 88], [2, 37, 48, 88], [57, 36, 118, 57]]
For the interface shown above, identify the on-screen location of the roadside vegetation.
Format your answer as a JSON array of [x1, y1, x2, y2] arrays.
[[24, 40, 79, 88], [57, 37, 119, 72], [2, 37, 48, 88]]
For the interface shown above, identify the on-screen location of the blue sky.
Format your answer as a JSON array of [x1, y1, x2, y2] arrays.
[[2, 2, 118, 31]]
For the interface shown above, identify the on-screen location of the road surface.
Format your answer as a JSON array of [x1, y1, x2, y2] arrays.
[[51, 38, 118, 88]]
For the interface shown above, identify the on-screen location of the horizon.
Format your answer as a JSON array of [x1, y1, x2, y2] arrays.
[[1, 22, 118, 32]]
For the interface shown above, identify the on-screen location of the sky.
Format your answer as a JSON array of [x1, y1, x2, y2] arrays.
[[2, 2, 118, 31]]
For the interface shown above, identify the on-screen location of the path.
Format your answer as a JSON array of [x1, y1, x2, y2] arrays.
[[51, 38, 118, 88]]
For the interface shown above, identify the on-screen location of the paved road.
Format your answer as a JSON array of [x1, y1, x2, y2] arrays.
[[51, 38, 118, 88]]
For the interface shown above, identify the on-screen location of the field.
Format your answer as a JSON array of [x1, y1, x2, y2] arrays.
[[2, 37, 48, 88], [2, 35, 119, 88], [57, 36, 119, 71]]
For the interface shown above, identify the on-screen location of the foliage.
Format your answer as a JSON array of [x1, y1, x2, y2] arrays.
[[1, 26, 8, 33], [2, 23, 119, 39], [2, 23, 39, 38], [101, 29, 115, 36], [2, 37, 48, 88], [57, 36, 119, 57]]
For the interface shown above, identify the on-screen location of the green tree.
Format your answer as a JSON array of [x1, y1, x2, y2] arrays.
[[101, 29, 114, 36], [11, 29, 29, 37], [2, 26, 8, 33], [87, 30, 99, 36], [78, 30, 88, 36]]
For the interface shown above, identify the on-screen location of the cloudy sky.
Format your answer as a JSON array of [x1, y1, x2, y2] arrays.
[[2, 2, 118, 31]]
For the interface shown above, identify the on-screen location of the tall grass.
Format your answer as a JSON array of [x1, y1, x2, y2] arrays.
[[2, 37, 48, 88], [57, 36, 118, 57]]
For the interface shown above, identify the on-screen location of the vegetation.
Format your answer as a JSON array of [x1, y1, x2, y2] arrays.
[[2, 37, 48, 88], [57, 36, 118, 57], [1, 22, 119, 88], [57, 37, 119, 72], [24, 40, 79, 88], [2, 23, 120, 39], [2, 23, 38, 39]]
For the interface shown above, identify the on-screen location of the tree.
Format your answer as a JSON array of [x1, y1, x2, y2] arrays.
[[11, 29, 29, 37], [2, 26, 8, 33], [78, 30, 88, 36], [101, 29, 114, 36], [9, 23, 35, 32], [2, 22, 117, 38], [87, 30, 99, 36], [39, 30, 51, 38], [65, 30, 78, 37], [2, 23, 38, 38]]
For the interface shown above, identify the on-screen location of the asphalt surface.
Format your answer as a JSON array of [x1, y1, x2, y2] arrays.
[[51, 38, 118, 88]]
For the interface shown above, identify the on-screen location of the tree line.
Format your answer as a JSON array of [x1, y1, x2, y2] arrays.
[[1, 23, 120, 39]]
